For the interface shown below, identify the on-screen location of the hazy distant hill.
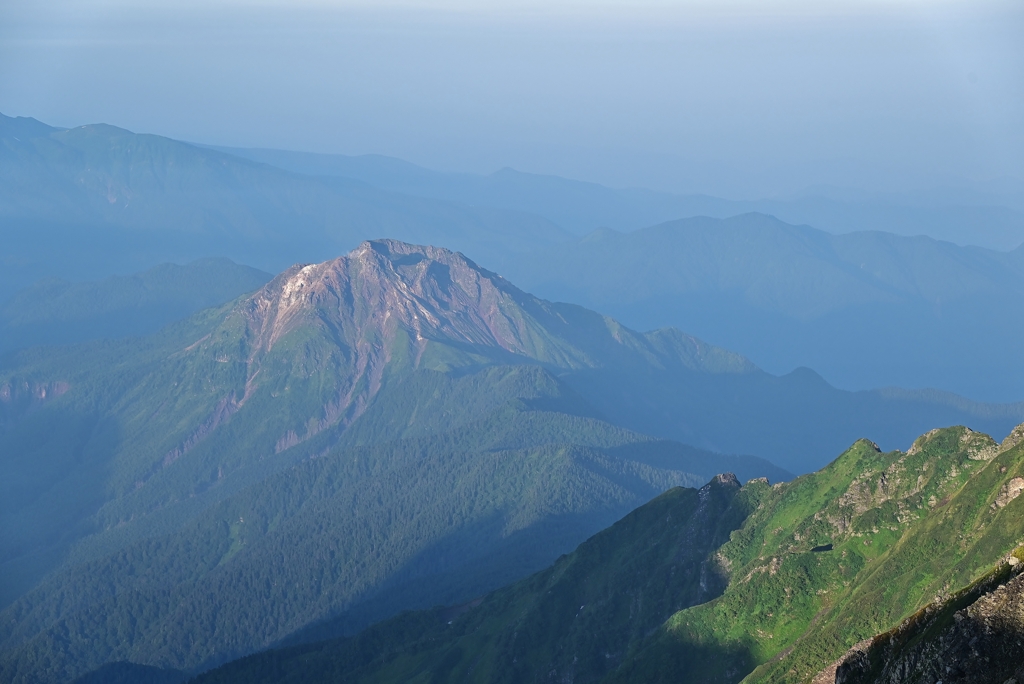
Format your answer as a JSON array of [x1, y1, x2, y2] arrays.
[[0, 113, 569, 301], [500, 213, 1024, 402], [217, 145, 1024, 250], [190, 423, 1024, 684], [0, 259, 271, 352], [2, 241, 1019, 683]]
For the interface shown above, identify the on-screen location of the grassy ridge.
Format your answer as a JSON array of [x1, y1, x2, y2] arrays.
[[612, 427, 1024, 683], [187, 424, 1024, 684]]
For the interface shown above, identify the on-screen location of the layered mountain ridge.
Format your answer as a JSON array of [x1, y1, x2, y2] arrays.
[[502, 213, 1024, 401], [2, 240, 1023, 683], [190, 421, 1024, 684], [215, 143, 1024, 250], [7, 112, 1024, 401], [0, 113, 567, 301]]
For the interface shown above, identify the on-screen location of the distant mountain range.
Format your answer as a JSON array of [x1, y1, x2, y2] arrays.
[[501, 213, 1024, 402], [3, 241, 1021, 683], [0, 113, 567, 301], [185, 423, 1024, 684], [214, 145, 1024, 250], [5, 112, 1024, 684], [5, 113, 1024, 400]]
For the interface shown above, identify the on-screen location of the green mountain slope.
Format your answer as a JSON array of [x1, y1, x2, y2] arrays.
[[0, 240, 780, 605], [612, 425, 1024, 683], [0, 241, 783, 682], [1, 240, 1020, 683], [0, 258, 272, 352], [823, 546, 1024, 684], [827, 548, 1024, 684], [188, 423, 1024, 684]]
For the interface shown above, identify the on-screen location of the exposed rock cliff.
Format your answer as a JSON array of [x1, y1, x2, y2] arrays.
[[824, 548, 1024, 684]]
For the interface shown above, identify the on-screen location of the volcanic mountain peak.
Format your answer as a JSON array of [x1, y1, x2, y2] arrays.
[[241, 239, 566, 362], [196, 240, 590, 449]]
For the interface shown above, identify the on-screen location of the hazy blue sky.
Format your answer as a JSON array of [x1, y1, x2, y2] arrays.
[[1, 0, 1021, 198]]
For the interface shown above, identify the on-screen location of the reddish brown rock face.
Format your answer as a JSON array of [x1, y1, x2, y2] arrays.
[[219, 240, 584, 447], [241, 240, 544, 361]]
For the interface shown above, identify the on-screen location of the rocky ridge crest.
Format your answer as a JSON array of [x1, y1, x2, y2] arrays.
[[817, 547, 1024, 684]]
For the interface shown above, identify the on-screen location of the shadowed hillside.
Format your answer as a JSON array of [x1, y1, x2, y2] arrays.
[[190, 423, 1024, 684]]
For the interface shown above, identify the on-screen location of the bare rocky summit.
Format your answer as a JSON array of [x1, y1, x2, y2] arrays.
[[241, 240, 536, 357], [214, 239, 747, 451]]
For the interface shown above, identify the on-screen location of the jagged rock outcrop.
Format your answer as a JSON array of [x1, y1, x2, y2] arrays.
[[827, 551, 1024, 684]]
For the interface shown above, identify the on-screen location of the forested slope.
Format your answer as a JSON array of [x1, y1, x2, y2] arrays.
[[192, 423, 1024, 684], [3, 240, 1022, 683]]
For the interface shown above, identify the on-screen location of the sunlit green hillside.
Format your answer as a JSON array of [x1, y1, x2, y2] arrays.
[[191, 424, 1024, 684]]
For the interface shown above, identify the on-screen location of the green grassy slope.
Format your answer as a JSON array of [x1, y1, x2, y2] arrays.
[[827, 545, 1024, 684], [612, 426, 1024, 683], [187, 423, 1024, 684]]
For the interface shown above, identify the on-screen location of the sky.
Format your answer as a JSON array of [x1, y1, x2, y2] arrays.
[[0, 0, 1022, 199]]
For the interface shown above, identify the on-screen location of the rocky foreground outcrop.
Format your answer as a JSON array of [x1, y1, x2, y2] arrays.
[[821, 549, 1024, 684]]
